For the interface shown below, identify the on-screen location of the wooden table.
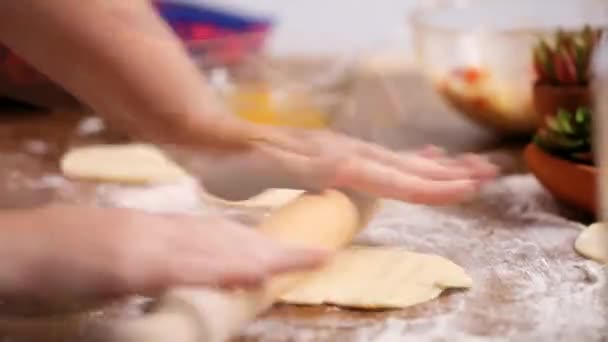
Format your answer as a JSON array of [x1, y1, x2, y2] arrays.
[[0, 72, 604, 342]]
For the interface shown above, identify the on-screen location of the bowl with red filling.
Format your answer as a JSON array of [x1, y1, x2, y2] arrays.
[[411, 0, 608, 137]]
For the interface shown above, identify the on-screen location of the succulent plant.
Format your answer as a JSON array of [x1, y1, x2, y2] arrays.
[[533, 26, 602, 86], [533, 107, 593, 164]]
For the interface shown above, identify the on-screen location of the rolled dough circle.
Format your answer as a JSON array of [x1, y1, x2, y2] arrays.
[[60, 144, 188, 184], [279, 246, 472, 309]]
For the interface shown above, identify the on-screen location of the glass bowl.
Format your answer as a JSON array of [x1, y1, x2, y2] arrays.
[[411, 0, 608, 136], [198, 54, 358, 129]]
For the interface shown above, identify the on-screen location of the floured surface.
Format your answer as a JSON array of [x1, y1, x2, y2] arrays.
[[279, 247, 472, 309], [2, 69, 601, 342], [0, 110, 604, 341], [575, 223, 608, 264], [74, 173, 608, 341], [240, 175, 608, 341]]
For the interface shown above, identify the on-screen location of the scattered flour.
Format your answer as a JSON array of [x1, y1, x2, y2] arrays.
[[77, 116, 105, 136], [32, 174, 70, 189], [95, 177, 206, 215], [47, 173, 607, 341], [242, 175, 607, 341], [22, 139, 49, 155]]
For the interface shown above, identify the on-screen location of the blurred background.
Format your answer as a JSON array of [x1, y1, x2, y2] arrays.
[[163, 0, 419, 59], [1, 0, 607, 149]]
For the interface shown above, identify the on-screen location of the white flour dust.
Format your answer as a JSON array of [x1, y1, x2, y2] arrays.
[[22, 139, 49, 155], [89, 174, 607, 341], [94, 178, 267, 224], [95, 178, 205, 215], [243, 176, 608, 341], [77, 116, 105, 136], [32, 174, 70, 189]]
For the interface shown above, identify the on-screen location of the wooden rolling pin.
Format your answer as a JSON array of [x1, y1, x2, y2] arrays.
[[112, 189, 378, 342]]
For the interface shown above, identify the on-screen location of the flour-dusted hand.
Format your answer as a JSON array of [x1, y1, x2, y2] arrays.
[[0, 206, 327, 301]]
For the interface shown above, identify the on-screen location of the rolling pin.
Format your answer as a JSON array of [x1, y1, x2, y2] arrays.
[[111, 189, 378, 342]]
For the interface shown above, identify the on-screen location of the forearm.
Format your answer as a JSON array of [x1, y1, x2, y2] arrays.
[[0, 0, 257, 149]]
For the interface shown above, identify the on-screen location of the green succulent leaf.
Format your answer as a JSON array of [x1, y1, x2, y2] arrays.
[[546, 116, 561, 132], [575, 107, 586, 123], [535, 106, 593, 164], [533, 26, 602, 85], [556, 108, 575, 134]]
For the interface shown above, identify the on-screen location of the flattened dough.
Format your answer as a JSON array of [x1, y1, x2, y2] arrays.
[[279, 246, 472, 309], [61, 144, 188, 184], [575, 223, 608, 263]]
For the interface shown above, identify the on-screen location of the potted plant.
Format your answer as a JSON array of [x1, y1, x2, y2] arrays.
[[533, 26, 601, 117], [532, 26, 602, 164], [525, 26, 603, 214]]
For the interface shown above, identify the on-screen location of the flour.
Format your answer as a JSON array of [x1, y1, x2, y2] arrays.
[[242, 175, 607, 341], [92, 178, 265, 225], [95, 177, 205, 215], [22, 139, 49, 155], [31, 174, 70, 189], [77, 116, 105, 136], [88, 174, 606, 341]]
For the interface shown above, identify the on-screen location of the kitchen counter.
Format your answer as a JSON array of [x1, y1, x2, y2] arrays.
[[0, 71, 604, 342]]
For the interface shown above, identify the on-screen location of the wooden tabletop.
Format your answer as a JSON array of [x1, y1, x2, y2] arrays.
[[0, 72, 603, 342]]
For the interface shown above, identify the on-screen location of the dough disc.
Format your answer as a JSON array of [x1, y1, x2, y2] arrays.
[[575, 223, 608, 263], [279, 246, 472, 309], [61, 144, 188, 184]]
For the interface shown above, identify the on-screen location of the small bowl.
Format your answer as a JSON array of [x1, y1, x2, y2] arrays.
[[200, 56, 358, 129], [411, 0, 608, 136], [155, 0, 273, 66], [524, 143, 596, 214]]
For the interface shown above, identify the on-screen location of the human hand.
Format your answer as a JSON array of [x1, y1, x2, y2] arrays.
[[199, 127, 498, 205], [0, 205, 327, 302]]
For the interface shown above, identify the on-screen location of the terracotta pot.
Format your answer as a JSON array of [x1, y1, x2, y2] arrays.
[[524, 143, 596, 215], [533, 84, 591, 127]]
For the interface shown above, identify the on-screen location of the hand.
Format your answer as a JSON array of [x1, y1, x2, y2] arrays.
[[0, 205, 327, 302], [199, 127, 498, 205]]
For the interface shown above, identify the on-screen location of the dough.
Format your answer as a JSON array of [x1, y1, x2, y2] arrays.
[[575, 223, 608, 263], [60, 143, 303, 207], [61, 144, 188, 184], [201, 188, 305, 209], [279, 246, 472, 309], [61, 144, 304, 206]]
